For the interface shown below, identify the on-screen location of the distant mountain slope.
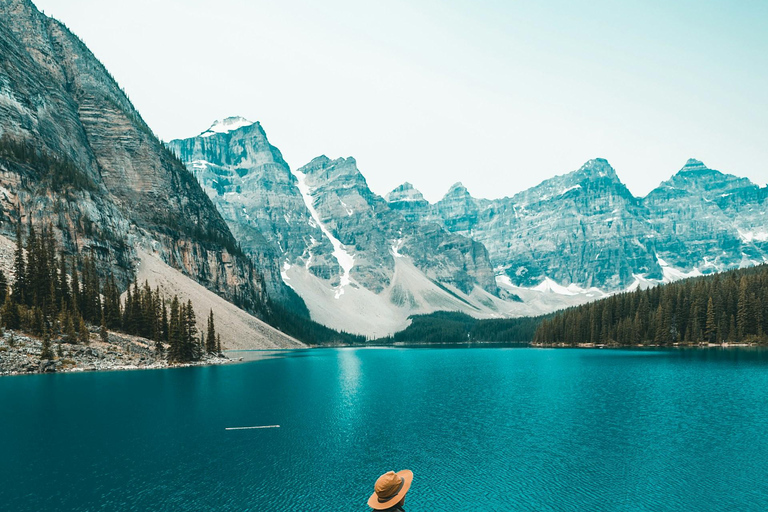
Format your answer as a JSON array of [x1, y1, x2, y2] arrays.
[[387, 158, 768, 291], [641, 158, 768, 274]]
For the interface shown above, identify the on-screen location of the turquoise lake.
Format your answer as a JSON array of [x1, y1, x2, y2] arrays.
[[2, 347, 768, 511]]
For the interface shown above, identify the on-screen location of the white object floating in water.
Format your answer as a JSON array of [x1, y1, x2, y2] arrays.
[[225, 425, 280, 430]]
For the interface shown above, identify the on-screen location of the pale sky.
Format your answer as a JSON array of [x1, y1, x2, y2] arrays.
[[34, 0, 768, 202]]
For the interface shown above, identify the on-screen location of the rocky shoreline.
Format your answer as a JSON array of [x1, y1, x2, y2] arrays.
[[0, 329, 231, 377]]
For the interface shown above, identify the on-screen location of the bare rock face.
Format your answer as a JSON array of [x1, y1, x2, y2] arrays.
[[384, 182, 430, 223], [388, 158, 768, 291], [293, 155, 498, 295], [170, 123, 499, 317], [0, 0, 266, 310], [168, 120, 315, 311], [642, 159, 768, 272]]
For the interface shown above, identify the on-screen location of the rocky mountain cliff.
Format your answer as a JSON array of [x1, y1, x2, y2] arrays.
[[642, 158, 768, 275], [0, 0, 270, 316], [387, 158, 768, 291], [170, 121, 506, 335], [165, 117, 311, 312]]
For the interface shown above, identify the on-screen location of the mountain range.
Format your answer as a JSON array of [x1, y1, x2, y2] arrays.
[[170, 118, 768, 336], [389, 157, 768, 289]]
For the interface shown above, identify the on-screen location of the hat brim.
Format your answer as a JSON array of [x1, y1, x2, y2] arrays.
[[368, 470, 413, 510]]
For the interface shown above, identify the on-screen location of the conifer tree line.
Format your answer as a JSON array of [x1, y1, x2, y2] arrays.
[[533, 264, 768, 346], [0, 223, 221, 361]]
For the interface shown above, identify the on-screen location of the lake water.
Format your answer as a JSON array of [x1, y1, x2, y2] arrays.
[[2, 347, 768, 511]]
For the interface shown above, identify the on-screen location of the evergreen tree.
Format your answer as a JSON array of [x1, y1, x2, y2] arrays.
[[737, 277, 750, 337], [40, 326, 53, 360], [705, 297, 717, 343], [0, 268, 7, 302], [11, 223, 25, 305], [168, 296, 181, 362], [1, 292, 20, 330], [155, 337, 164, 358], [728, 315, 737, 343], [122, 285, 132, 333], [160, 299, 169, 342], [78, 316, 89, 345], [152, 287, 162, 341], [100, 314, 108, 343], [65, 311, 76, 343], [57, 253, 69, 310], [206, 309, 216, 354], [25, 223, 38, 307], [186, 300, 199, 362], [70, 257, 80, 315]]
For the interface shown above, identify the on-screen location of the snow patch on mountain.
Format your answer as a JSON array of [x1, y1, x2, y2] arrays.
[[738, 229, 768, 243], [280, 256, 597, 336], [532, 277, 577, 295], [495, 276, 607, 315], [190, 159, 214, 170], [391, 239, 404, 258], [292, 169, 355, 299], [530, 277, 605, 297], [340, 199, 353, 216], [559, 184, 582, 196], [280, 261, 291, 281], [656, 254, 703, 283], [200, 117, 254, 137], [626, 274, 660, 292], [283, 256, 501, 335]]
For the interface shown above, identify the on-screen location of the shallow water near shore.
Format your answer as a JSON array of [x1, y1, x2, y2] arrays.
[[2, 347, 768, 511]]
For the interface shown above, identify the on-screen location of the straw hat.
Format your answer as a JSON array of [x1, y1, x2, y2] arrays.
[[367, 470, 413, 510]]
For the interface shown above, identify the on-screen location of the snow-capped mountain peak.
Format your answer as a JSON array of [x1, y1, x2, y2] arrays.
[[680, 158, 707, 171], [200, 116, 254, 137]]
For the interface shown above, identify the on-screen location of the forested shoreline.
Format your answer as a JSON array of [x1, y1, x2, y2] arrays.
[[534, 264, 768, 346], [0, 223, 220, 365], [373, 311, 546, 345]]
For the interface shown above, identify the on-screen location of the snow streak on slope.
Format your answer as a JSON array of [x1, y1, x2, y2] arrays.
[[656, 254, 703, 283], [291, 169, 355, 299], [530, 277, 606, 297]]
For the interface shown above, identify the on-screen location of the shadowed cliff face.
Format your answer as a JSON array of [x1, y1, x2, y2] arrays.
[[387, 158, 768, 290], [0, 0, 267, 310], [168, 119, 318, 309]]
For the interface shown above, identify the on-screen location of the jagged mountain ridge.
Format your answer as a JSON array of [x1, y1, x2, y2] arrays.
[[387, 158, 768, 290], [170, 121, 511, 335], [0, 0, 298, 345], [170, 114, 768, 335]]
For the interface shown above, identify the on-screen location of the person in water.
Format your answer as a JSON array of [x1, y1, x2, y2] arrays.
[[368, 470, 413, 511]]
